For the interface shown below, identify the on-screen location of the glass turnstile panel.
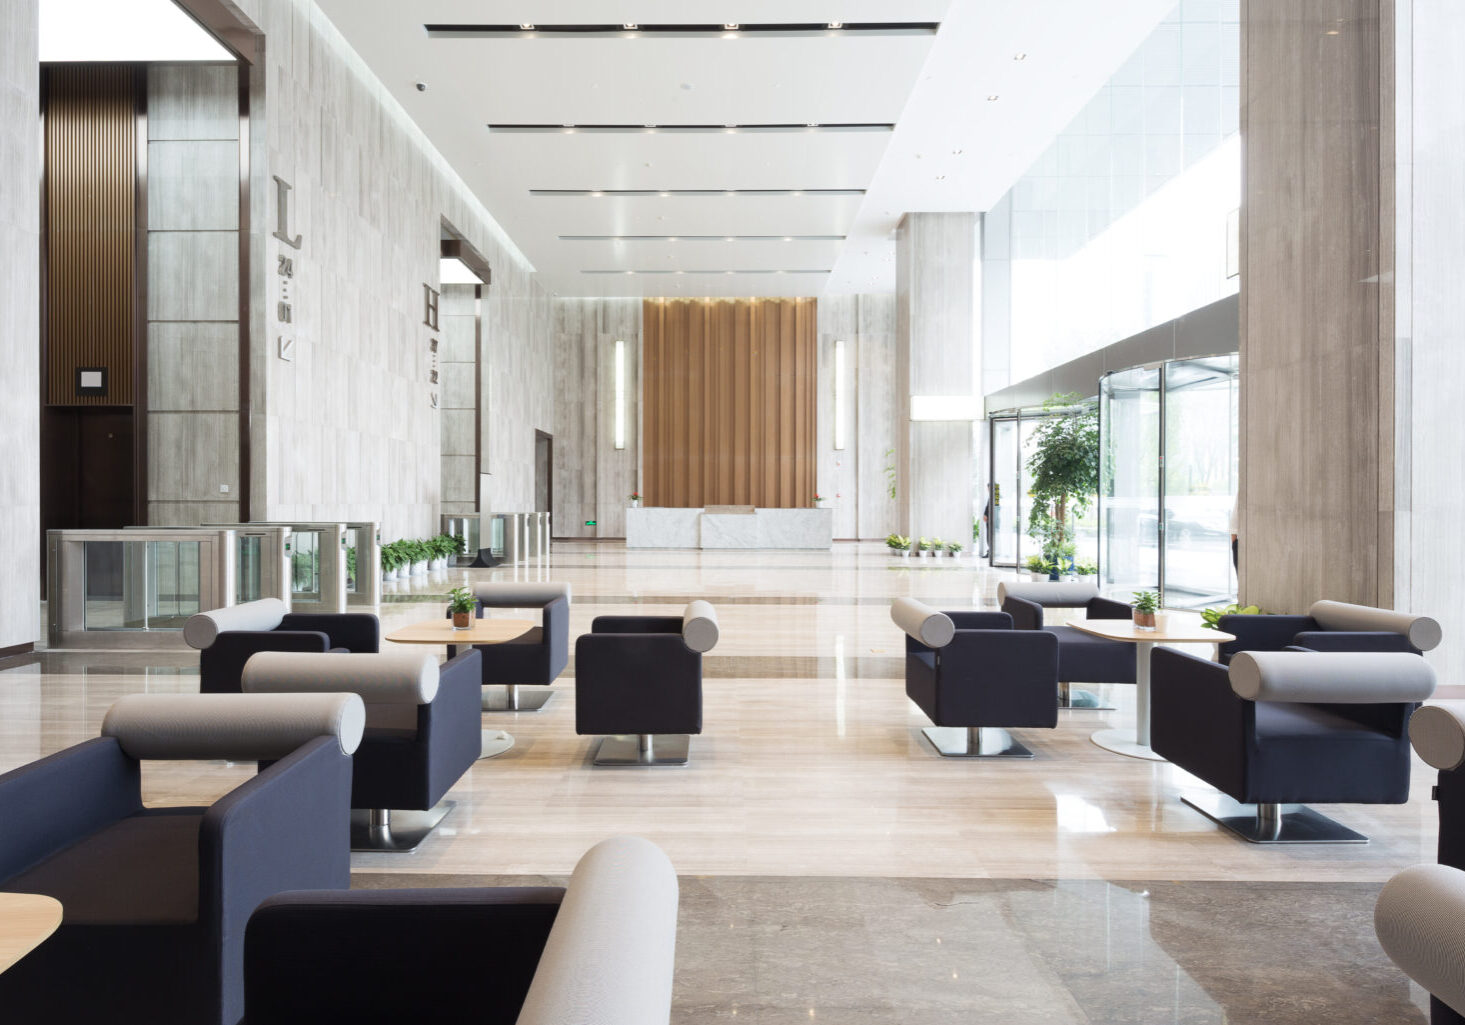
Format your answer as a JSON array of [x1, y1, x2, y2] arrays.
[[290, 531, 322, 603], [1100, 366, 1161, 595], [237, 534, 263, 603], [82, 539, 203, 631], [1162, 355, 1239, 608], [990, 419, 1020, 566]]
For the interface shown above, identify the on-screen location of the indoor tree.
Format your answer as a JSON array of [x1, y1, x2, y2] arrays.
[[1026, 392, 1099, 576]]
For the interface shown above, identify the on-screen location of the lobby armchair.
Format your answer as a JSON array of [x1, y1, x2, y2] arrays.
[[892, 597, 1058, 758], [244, 836, 678, 1025], [457, 582, 571, 711], [998, 581, 1135, 708], [575, 601, 718, 765], [1218, 599, 1442, 663], [1151, 648, 1434, 842], [1377, 863, 1465, 1025], [185, 597, 380, 694], [243, 649, 484, 852], [0, 692, 362, 1025]]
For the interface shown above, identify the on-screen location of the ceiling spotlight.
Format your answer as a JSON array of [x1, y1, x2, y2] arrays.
[[783, 236, 793, 242], [520, 23, 534, 30], [806, 122, 817, 128], [828, 21, 843, 29], [952, 149, 963, 155], [644, 123, 656, 128], [623, 23, 638, 30], [986, 94, 1000, 101], [1013, 52, 1027, 61], [562, 123, 574, 128], [936, 175, 946, 181], [723, 23, 739, 30]]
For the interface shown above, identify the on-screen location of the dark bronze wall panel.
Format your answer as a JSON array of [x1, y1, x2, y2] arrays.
[[643, 298, 816, 508], [44, 64, 138, 406]]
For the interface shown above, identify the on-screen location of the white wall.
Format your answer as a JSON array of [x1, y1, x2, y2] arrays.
[[233, 0, 554, 542], [0, 0, 40, 649]]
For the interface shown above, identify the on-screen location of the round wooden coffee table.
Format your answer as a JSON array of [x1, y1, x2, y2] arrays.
[[386, 617, 534, 758], [0, 893, 62, 974]]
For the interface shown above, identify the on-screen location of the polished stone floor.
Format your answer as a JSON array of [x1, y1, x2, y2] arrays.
[[1, 541, 1448, 1022]]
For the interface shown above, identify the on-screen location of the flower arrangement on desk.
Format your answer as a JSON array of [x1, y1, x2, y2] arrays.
[[448, 586, 476, 630], [1131, 590, 1161, 630], [629, 492, 642, 508], [813, 493, 827, 507]]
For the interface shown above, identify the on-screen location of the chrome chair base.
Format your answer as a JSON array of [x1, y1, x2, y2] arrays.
[[593, 734, 691, 766], [482, 684, 555, 712], [1181, 793, 1367, 844], [920, 726, 1034, 759], [350, 801, 455, 853], [1058, 682, 1114, 710]]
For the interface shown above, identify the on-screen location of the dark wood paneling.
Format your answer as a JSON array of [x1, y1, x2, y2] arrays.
[[44, 65, 140, 407], [643, 298, 817, 508]]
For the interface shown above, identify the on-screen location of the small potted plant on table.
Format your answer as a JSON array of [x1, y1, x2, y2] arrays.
[[1131, 590, 1160, 630], [448, 586, 476, 630]]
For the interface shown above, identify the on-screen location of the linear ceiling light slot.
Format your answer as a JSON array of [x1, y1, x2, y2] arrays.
[[487, 123, 894, 134], [581, 269, 830, 275], [558, 235, 846, 242], [532, 189, 864, 198], [426, 23, 939, 39]]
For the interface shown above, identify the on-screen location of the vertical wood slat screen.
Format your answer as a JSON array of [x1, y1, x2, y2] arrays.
[[642, 298, 816, 508], [45, 64, 137, 406]]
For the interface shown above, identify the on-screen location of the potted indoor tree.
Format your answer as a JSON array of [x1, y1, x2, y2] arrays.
[[1131, 590, 1160, 630], [1026, 393, 1099, 584], [448, 585, 476, 630]]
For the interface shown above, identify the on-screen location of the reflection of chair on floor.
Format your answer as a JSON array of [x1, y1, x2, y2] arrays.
[[1218, 599, 1442, 663], [458, 583, 570, 711], [575, 602, 718, 766], [998, 582, 1134, 709], [243, 649, 483, 852], [1152, 648, 1434, 842], [892, 598, 1058, 758], [243, 836, 679, 1025], [186, 597, 380, 693], [0, 692, 361, 1025]]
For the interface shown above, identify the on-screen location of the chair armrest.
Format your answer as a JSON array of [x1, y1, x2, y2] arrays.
[[1292, 631, 1419, 654], [279, 613, 379, 653], [947, 611, 1012, 631], [422, 649, 486, 739], [1376, 865, 1465, 1018], [590, 615, 684, 635], [1217, 614, 1316, 662], [201, 631, 332, 694], [0, 737, 141, 881], [1086, 597, 1133, 620], [245, 887, 564, 1025], [201, 735, 353, 1024], [1150, 648, 1249, 792], [940, 628, 1058, 678], [1000, 595, 1043, 631]]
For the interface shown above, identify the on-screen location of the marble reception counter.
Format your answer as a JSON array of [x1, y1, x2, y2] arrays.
[[626, 506, 833, 549]]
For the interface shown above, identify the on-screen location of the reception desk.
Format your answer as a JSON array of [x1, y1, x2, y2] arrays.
[[626, 506, 833, 550]]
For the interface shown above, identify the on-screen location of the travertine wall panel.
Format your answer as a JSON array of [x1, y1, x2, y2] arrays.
[[0, 0, 40, 648]]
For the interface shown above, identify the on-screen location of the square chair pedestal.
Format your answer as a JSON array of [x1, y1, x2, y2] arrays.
[[482, 685, 555, 712], [1181, 792, 1367, 844], [350, 801, 456, 853], [592, 734, 691, 766], [920, 726, 1034, 759]]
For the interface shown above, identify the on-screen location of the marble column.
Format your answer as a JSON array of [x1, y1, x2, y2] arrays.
[[0, 0, 39, 651], [894, 212, 978, 545], [1240, 0, 1465, 680]]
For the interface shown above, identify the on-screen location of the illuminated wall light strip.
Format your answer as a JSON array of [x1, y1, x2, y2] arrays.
[[558, 234, 846, 242], [613, 340, 627, 450], [426, 23, 940, 38], [532, 189, 864, 197], [486, 123, 894, 134], [833, 340, 848, 450]]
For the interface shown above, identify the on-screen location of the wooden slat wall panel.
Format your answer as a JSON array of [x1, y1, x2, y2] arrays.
[[642, 298, 816, 508], [45, 65, 138, 406]]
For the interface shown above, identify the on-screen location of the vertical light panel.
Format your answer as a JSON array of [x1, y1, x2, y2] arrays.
[[833, 340, 848, 450], [613, 339, 627, 450]]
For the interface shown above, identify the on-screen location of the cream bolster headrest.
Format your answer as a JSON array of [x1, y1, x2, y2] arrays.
[[1411, 705, 1465, 771], [996, 581, 1100, 608], [1309, 599, 1443, 652], [517, 836, 678, 1025], [1228, 651, 1436, 703], [183, 597, 288, 650], [682, 601, 719, 653], [473, 582, 571, 607], [241, 651, 439, 705], [102, 693, 364, 760], [1375, 864, 1465, 1017], [890, 597, 956, 649]]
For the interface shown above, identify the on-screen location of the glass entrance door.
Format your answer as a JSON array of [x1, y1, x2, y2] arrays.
[[1100, 366, 1161, 595], [1161, 355, 1239, 608], [989, 418, 1020, 565]]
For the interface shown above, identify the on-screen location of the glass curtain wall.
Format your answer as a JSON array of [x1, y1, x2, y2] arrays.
[[1098, 354, 1238, 607]]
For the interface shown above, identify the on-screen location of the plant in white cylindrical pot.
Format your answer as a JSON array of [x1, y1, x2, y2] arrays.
[[629, 491, 642, 508], [1024, 555, 1048, 581], [1131, 590, 1160, 630], [885, 533, 911, 557], [916, 537, 933, 558], [945, 541, 963, 560]]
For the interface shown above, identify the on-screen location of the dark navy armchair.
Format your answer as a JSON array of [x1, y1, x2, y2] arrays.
[[458, 582, 571, 711], [998, 581, 1135, 708], [1218, 599, 1442, 663], [185, 597, 380, 694]]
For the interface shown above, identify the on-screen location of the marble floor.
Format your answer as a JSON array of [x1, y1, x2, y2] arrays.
[[1, 541, 1447, 1022]]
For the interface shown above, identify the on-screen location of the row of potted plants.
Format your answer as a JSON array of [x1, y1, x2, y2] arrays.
[[380, 534, 465, 580], [1023, 554, 1097, 581], [884, 534, 965, 557]]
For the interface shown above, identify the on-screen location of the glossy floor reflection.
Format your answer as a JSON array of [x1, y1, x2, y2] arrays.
[[359, 871, 1427, 1025]]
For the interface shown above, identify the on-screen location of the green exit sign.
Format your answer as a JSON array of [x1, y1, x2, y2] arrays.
[[585, 520, 597, 526]]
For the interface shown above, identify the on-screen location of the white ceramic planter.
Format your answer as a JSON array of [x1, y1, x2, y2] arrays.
[[412, 560, 429, 575]]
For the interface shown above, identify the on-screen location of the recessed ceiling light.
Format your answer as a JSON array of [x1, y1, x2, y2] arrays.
[[828, 21, 843, 29], [520, 23, 534, 30], [624, 23, 638, 30], [723, 23, 739, 30], [936, 175, 946, 181], [986, 94, 1000, 101], [783, 236, 793, 242], [952, 149, 963, 155], [562, 123, 574, 128], [1013, 52, 1027, 61]]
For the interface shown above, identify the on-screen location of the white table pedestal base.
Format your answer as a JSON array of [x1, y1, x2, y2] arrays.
[[1090, 728, 1166, 761]]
